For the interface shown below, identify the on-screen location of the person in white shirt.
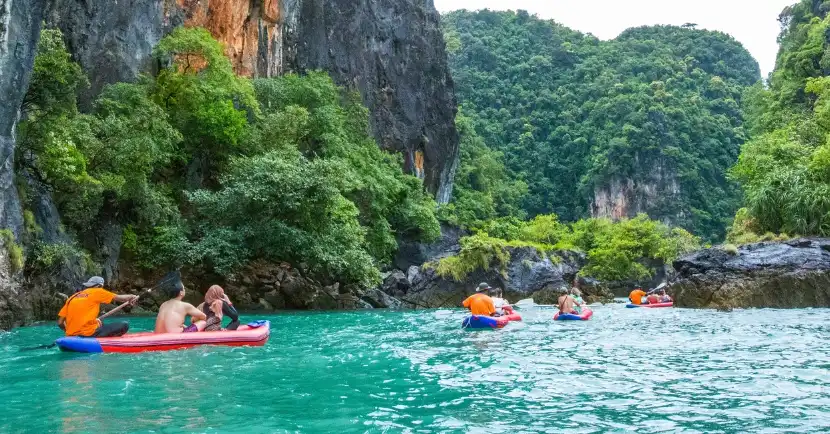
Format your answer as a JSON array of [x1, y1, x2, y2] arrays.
[[489, 288, 508, 316]]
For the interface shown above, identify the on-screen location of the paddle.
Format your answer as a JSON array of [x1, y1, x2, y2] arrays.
[[98, 271, 181, 319], [647, 282, 667, 295], [21, 271, 181, 351]]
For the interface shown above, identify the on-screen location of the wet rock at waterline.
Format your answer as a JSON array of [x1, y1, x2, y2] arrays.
[[671, 238, 830, 309]]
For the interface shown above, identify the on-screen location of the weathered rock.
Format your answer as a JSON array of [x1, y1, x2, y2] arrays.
[[591, 157, 683, 225], [380, 269, 409, 296], [0, 0, 48, 329], [671, 238, 830, 308], [175, 0, 281, 77], [287, 0, 459, 201], [402, 247, 587, 308], [394, 224, 465, 270], [0, 239, 30, 329], [505, 248, 583, 295], [46, 0, 179, 109], [0, 0, 45, 239], [361, 288, 402, 309], [23, 175, 88, 318]]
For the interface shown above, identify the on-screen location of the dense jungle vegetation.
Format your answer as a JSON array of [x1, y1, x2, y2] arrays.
[[17, 28, 440, 287], [442, 10, 761, 241], [729, 0, 830, 241]]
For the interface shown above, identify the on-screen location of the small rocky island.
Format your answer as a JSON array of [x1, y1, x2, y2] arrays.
[[671, 239, 830, 309]]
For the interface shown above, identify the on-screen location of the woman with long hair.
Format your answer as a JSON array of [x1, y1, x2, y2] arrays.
[[196, 285, 241, 331]]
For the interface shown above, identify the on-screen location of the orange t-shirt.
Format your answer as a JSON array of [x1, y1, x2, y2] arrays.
[[462, 293, 496, 316], [629, 289, 646, 305], [58, 288, 116, 336]]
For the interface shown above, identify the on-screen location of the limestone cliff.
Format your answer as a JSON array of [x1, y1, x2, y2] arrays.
[[45, 0, 459, 199], [591, 156, 682, 224], [0, 0, 47, 328], [285, 0, 459, 202]]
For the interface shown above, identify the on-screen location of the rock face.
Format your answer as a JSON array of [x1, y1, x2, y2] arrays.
[[591, 157, 682, 224], [671, 239, 830, 309], [286, 0, 459, 201], [394, 224, 464, 271], [45, 0, 178, 108], [0, 0, 45, 239], [46, 0, 459, 199], [176, 0, 282, 77], [22, 175, 88, 318], [0, 0, 47, 329]]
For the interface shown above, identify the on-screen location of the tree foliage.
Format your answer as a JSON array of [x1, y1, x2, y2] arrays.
[[443, 10, 761, 240], [439, 109, 528, 228], [17, 27, 439, 287], [436, 212, 700, 282], [730, 1, 830, 238]]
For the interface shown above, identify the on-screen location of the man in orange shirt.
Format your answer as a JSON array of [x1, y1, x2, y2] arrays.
[[629, 287, 647, 305], [57, 276, 139, 337], [462, 282, 497, 316]]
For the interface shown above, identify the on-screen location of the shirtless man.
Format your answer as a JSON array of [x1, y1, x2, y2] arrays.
[[154, 282, 207, 333], [558, 291, 577, 315]]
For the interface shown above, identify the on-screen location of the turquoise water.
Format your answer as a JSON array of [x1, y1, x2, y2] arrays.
[[1, 304, 829, 433]]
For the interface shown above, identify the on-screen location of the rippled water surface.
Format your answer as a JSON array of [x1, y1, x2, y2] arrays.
[[2, 303, 829, 433]]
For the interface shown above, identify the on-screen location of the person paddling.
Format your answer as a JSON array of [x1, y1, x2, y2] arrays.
[[462, 282, 497, 316], [57, 276, 138, 337], [558, 289, 578, 315], [154, 282, 207, 333], [196, 285, 240, 331], [629, 287, 646, 305]]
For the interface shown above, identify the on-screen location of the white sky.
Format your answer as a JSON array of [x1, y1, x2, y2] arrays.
[[434, 0, 797, 77]]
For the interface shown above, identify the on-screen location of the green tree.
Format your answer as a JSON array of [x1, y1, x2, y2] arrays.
[[440, 110, 528, 228], [151, 27, 259, 187]]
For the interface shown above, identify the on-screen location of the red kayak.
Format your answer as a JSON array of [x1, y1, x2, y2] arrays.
[[55, 320, 270, 353]]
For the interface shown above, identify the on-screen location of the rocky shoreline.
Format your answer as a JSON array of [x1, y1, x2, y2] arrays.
[[671, 238, 830, 309]]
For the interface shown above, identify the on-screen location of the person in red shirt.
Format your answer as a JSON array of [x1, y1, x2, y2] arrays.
[[57, 276, 138, 337], [462, 282, 497, 316], [645, 293, 661, 305]]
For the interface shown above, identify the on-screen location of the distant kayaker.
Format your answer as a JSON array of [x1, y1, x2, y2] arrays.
[[197, 285, 240, 331], [659, 289, 672, 303], [154, 282, 207, 333], [558, 290, 578, 315], [645, 292, 661, 305], [462, 282, 497, 316], [629, 287, 647, 305], [57, 276, 138, 337]]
